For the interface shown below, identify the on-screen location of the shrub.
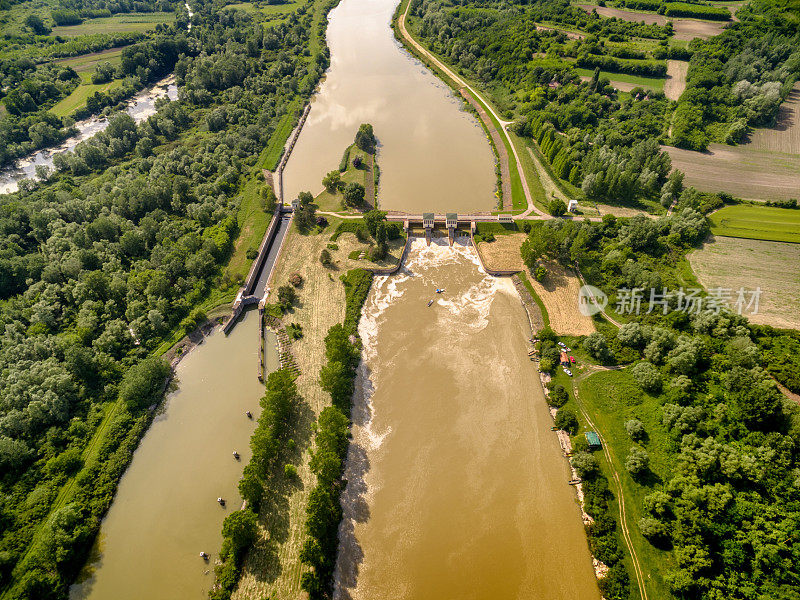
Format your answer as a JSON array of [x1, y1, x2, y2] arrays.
[[549, 198, 567, 216], [246, 248, 258, 260], [284, 464, 298, 478], [320, 249, 332, 266], [547, 384, 569, 408], [571, 451, 600, 479], [624, 419, 646, 441], [625, 446, 650, 478], [289, 273, 303, 287], [277, 284, 297, 309]]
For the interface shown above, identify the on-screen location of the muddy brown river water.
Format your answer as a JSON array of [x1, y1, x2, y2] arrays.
[[282, 0, 496, 213], [335, 239, 601, 600], [66, 0, 600, 596]]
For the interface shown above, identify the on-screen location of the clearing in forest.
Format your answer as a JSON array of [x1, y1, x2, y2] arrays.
[[51, 12, 174, 36], [526, 261, 596, 336], [688, 235, 800, 330], [742, 83, 800, 153], [53, 47, 125, 72], [576, 4, 727, 40], [664, 59, 688, 100], [708, 205, 800, 244], [576, 68, 665, 93]]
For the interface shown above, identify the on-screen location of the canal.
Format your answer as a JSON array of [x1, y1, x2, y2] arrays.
[[70, 311, 279, 600]]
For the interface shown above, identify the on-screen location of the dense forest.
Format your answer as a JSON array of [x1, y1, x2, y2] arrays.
[[521, 207, 800, 599], [0, 0, 333, 596]]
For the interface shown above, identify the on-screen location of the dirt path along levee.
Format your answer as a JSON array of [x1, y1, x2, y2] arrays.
[[460, 88, 512, 209]]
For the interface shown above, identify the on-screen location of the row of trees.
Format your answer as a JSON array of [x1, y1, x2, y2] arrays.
[[301, 269, 372, 599]]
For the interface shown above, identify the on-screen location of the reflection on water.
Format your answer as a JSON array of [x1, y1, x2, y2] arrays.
[[335, 239, 602, 600], [282, 0, 495, 213], [0, 76, 177, 195], [70, 310, 274, 600]]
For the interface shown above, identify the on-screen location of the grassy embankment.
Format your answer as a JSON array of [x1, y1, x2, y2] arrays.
[[708, 204, 800, 243]]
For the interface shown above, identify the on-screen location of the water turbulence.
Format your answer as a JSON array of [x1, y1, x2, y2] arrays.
[[70, 310, 276, 600], [282, 0, 495, 213], [336, 239, 601, 600]]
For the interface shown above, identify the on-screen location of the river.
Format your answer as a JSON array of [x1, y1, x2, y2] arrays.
[[65, 0, 600, 596], [69, 311, 278, 600], [282, 0, 495, 213], [335, 239, 601, 599], [0, 76, 178, 195]]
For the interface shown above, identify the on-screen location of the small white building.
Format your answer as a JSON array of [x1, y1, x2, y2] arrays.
[[568, 199, 579, 213]]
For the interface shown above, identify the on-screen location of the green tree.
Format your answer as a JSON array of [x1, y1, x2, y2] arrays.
[[354, 123, 375, 153], [548, 198, 567, 216], [343, 182, 365, 207], [222, 509, 257, 555], [364, 209, 387, 237], [118, 357, 170, 410], [555, 408, 578, 434], [322, 170, 341, 192]]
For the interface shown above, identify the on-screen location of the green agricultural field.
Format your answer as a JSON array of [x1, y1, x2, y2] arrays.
[[574, 67, 665, 92], [49, 72, 123, 117], [54, 47, 125, 73], [709, 204, 800, 244], [51, 12, 174, 36]]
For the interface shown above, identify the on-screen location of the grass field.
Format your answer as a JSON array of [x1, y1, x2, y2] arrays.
[[708, 205, 800, 243], [50, 72, 123, 117], [689, 235, 800, 329], [576, 369, 675, 600], [527, 261, 596, 335], [53, 47, 125, 72], [576, 68, 665, 93], [51, 12, 174, 36]]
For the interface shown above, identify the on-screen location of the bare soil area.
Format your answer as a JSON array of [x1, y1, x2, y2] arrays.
[[577, 5, 726, 40], [664, 60, 688, 101], [688, 235, 800, 330], [527, 261, 596, 336], [664, 143, 800, 201]]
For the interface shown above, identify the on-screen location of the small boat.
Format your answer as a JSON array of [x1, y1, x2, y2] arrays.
[[245, 411, 252, 419], [427, 299, 434, 307], [200, 552, 209, 560], [435, 288, 445, 294], [232, 451, 240, 460], [217, 498, 225, 506]]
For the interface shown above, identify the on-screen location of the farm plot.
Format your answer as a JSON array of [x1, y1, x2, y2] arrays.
[[51, 12, 174, 36], [708, 205, 800, 244], [665, 143, 800, 201], [576, 68, 665, 93], [576, 4, 726, 40], [664, 59, 688, 100], [50, 72, 123, 117], [53, 47, 125, 72], [689, 235, 800, 330], [742, 83, 800, 154]]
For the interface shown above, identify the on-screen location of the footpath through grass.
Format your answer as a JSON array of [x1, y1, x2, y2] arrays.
[[709, 204, 800, 243], [575, 369, 676, 600]]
